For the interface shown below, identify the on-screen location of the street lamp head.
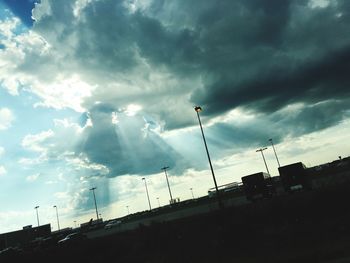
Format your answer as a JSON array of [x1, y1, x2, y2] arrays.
[[194, 106, 202, 112], [35, 206, 39, 209], [256, 147, 268, 152], [53, 205, 56, 208], [268, 138, 272, 142], [142, 177, 145, 180]]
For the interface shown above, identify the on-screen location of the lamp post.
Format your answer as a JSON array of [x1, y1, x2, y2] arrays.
[[53, 205, 60, 231], [194, 106, 222, 206], [89, 187, 99, 220], [256, 147, 270, 174], [74, 220, 77, 228], [142, 178, 152, 210], [126, 206, 130, 215], [269, 138, 281, 167], [190, 188, 194, 199], [34, 206, 40, 227], [156, 197, 160, 208], [161, 166, 173, 204]]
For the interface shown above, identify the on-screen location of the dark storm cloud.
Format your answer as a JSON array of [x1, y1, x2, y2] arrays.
[[184, 0, 350, 132], [30, 0, 350, 128], [31, 0, 350, 130], [271, 99, 350, 137], [197, 45, 350, 115], [26, 0, 350, 178]]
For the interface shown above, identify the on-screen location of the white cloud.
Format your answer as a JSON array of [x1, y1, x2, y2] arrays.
[[22, 130, 54, 152], [54, 191, 69, 200], [0, 17, 20, 39], [1, 0, 197, 126], [0, 108, 14, 130], [0, 166, 6, 176], [0, 16, 93, 111], [0, 147, 4, 157], [308, 0, 331, 9], [26, 173, 40, 182]]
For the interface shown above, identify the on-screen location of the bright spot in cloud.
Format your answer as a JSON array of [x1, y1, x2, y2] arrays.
[[33, 75, 94, 112], [308, 0, 330, 8], [111, 112, 119, 124], [0, 166, 6, 176], [125, 104, 142, 116], [0, 108, 15, 130]]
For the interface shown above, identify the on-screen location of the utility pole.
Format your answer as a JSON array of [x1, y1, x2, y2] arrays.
[[53, 205, 60, 231], [161, 166, 173, 203], [142, 178, 152, 210], [269, 138, 281, 167], [89, 187, 99, 220], [34, 206, 40, 226], [256, 147, 270, 174], [194, 106, 222, 208]]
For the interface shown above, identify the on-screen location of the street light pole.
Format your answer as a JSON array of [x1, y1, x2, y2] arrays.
[[34, 206, 40, 227], [157, 197, 160, 208], [142, 178, 152, 210], [194, 106, 222, 207], [269, 138, 281, 167], [126, 205, 130, 215], [89, 187, 99, 220], [74, 220, 77, 228], [53, 205, 60, 231], [190, 188, 194, 199], [256, 147, 270, 174], [161, 166, 173, 204]]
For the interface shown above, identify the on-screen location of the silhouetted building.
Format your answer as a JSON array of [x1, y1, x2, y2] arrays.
[[0, 224, 51, 250], [241, 172, 275, 200], [278, 162, 312, 192]]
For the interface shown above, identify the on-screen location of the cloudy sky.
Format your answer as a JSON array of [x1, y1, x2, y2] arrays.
[[0, 0, 349, 233]]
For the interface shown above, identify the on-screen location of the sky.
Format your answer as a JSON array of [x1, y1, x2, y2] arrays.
[[0, 0, 349, 233]]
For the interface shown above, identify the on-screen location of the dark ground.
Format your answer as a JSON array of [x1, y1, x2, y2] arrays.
[[2, 182, 350, 263]]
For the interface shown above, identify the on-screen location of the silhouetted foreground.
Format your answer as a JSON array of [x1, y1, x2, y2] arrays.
[[2, 182, 350, 262]]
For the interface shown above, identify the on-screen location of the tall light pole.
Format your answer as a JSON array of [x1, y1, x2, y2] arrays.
[[126, 205, 130, 215], [190, 188, 195, 199], [269, 138, 281, 167], [34, 206, 40, 227], [53, 205, 60, 231], [194, 106, 222, 206], [89, 187, 99, 220], [256, 147, 270, 174], [156, 197, 160, 208], [142, 177, 152, 210], [74, 220, 77, 228], [161, 166, 173, 204]]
